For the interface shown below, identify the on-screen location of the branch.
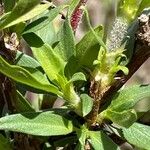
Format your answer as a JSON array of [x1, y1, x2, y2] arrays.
[[86, 13, 150, 127], [101, 14, 150, 108]]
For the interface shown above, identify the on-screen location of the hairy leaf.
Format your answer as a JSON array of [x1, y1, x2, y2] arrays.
[[56, 18, 75, 61], [24, 5, 64, 34], [136, 0, 150, 16], [89, 131, 120, 150], [0, 111, 73, 136], [0, 134, 12, 150], [16, 91, 35, 112], [76, 26, 103, 69], [104, 109, 137, 127], [23, 33, 66, 87], [0, 0, 51, 29], [0, 56, 60, 95], [123, 123, 150, 150], [107, 85, 150, 111], [80, 94, 93, 117]]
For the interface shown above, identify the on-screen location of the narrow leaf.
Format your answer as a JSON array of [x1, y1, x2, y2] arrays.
[[16, 91, 35, 112], [0, 111, 74, 136], [24, 5, 64, 34], [68, 0, 80, 17], [0, 134, 12, 150], [123, 123, 150, 150], [136, 0, 150, 16], [89, 131, 120, 150], [0, 0, 51, 29], [15, 51, 41, 68], [0, 56, 60, 95], [117, 0, 139, 23], [69, 72, 86, 83], [3, 0, 16, 13], [76, 26, 103, 69], [80, 94, 93, 117], [76, 126, 89, 150], [56, 18, 75, 61], [23, 33, 66, 86], [104, 109, 137, 127], [108, 85, 150, 111]]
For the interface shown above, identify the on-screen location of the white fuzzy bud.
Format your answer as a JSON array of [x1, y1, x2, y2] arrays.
[[107, 18, 128, 51]]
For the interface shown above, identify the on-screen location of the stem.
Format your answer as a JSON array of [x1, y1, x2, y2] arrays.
[[82, 7, 107, 50], [100, 14, 150, 107], [86, 13, 150, 127]]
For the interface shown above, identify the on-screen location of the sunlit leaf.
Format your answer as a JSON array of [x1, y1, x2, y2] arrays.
[[123, 123, 150, 150], [0, 111, 74, 136]]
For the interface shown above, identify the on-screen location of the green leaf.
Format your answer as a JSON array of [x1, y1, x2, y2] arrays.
[[23, 33, 66, 87], [136, 0, 150, 16], [0, 134, 12, 150], [76, 26, 103, 69], [89, 131, 120, 150], [76, 126, 89, 150], [107, 85, 150, 111], [0, 56, 60, 95], [0, 111, 74, 136], [123, 123, 150, 150], [117, 0, 139, 23], [16, 91, 35, 112], [15, 51, 41, 69], [56, 18, 75, 61], [69, 72, 86, 83], [123, 20, 139, 63], [0, 0, 51, 29], [23, 5, 64, 34], [104, 109, 137, 128], [80, 94, 93, 117], [3, 0, 16, 13], [68, 0, 80, 17]]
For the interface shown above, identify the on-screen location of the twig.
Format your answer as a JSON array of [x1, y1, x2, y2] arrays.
[[100, 14, 150, 108], [86, 13, 150, 127]]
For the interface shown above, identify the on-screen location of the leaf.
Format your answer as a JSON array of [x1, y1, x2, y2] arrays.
[[0, 56, 60, 95], [76, 25, 103, 69], [89, 131, 120, 150], [56, 18, 75, 61], [104, 109, 137, 128], [0, 134, 12, 150], [68, 0, 80, 17], [117, 0, 139, 23], [0, 111, 74, 136], [69, 72, 86, 83], [122, 123, 150, 150], [80, 94, 93, 117], [107, 85, 150, 111], [54, 136, 77, 147], [35, 22, 56, 46], [76, 126, 89, 150], [23, 33, 66, 86], [0, 0, 51, 29], [3, 0, 16, 13], [15, 51, 41, 69], [136, 0, 150, 16], [23, 5, 64, 34], [123, 20, 139, 64], [16, 91, 35, 112]]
